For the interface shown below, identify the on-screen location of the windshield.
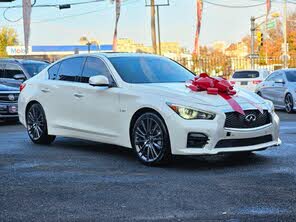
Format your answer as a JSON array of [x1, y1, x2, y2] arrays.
[[109, 56, 194, 83], [232, 71, 259, 79], [22, 62, 49, 76], [285, 70, 296, 82]]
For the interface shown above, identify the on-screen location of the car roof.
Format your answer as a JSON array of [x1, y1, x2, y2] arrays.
[[0, 58, 49, 64], [67, 52, 161, 59]]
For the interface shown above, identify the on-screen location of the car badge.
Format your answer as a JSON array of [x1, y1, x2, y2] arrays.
[[8, 94, 15, 101], [245, 114, 257, 123]]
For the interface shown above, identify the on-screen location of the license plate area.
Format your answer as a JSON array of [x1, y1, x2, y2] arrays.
[[241, 81, 248, 85]]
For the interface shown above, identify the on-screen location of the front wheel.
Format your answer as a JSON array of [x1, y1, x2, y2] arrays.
[[285, 93, 294, 113], [131, 112, 171, 166], [26, 103, 56, 144]]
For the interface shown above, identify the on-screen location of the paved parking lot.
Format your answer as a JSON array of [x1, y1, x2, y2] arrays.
[[0, 111, 296, 221]]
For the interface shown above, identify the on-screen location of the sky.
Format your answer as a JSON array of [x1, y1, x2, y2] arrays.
[[0, 0, 295, 50]]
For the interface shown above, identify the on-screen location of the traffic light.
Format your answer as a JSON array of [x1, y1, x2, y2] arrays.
[[257, 31, 264, 47]]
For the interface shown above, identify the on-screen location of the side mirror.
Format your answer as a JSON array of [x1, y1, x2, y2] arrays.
[[275, 79, 285, 84], [13, 73, 26, 81], [89, 75, 110, 87]]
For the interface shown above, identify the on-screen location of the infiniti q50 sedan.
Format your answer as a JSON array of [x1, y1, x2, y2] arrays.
[[18, 53, 281, 165]]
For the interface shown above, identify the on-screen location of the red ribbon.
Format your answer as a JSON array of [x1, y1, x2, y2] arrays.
[[186, 73, 245, 115]]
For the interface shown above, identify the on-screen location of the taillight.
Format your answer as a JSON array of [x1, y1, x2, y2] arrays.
[[252, 80, 262, 84], [20, 83, 26, 92], [230, 81, 235, 85]]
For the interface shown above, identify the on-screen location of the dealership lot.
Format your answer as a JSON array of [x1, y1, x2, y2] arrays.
[[1, 112, 296, 221]]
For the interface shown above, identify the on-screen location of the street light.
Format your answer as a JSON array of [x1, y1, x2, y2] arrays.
[[80, 37, 99, 53]]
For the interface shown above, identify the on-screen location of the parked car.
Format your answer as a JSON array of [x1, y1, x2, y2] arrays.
[[0, 59, 49, 88], [0, 84, 19, 122], [230, 69, 269, 92], [18, 53, 280, 165], [255, 69, 296, 113]]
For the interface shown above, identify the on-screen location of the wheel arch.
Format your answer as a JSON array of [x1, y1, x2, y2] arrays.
[[129, 107, 170, 146]]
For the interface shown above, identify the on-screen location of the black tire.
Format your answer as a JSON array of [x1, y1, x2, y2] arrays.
[[26, 103, 56, 144], [131, 112, 171, 166], [285, 93, 294, 113]]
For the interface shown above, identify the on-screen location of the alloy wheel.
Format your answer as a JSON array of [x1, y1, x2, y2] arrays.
[[134, 114, 164, 163], [285, 94, 294, 113], [27, 105, 46, 141]]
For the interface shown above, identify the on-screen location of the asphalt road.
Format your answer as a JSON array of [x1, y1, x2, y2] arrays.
[[0, 111, 296, 222]]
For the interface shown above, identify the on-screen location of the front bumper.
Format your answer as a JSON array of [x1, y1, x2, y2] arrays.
[[0, 103, 18, 119], [166, 110, 280, 155]]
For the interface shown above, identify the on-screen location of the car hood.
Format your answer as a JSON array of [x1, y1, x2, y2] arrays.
[[0, 83, 19, 92], [130, 82, 266, 107]]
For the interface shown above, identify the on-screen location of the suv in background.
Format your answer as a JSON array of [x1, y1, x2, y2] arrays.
[[0, 59, 49, 88], [230, 69, 269, 92], [0, 84, 19, 122]]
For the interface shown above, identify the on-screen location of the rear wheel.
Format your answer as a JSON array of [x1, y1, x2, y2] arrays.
[[131, 112, 171, 166], [26, 103, 55, 144], [285, 93, 294, 113]]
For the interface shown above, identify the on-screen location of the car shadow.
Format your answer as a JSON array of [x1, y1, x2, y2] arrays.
[[0, 120, 20, 126], [51, 137, 270, 170]]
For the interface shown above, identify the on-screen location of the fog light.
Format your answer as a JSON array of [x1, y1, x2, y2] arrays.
[[187, 133, 209, 148]]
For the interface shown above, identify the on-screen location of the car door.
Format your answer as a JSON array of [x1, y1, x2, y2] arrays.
[[73, 56, 121, 143], [260, 72, 276, 100], [272, 72, 287, 107], [40, 57, 86, 134]]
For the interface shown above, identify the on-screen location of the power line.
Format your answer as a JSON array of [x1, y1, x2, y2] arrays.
[[203, 0, 266, 8]]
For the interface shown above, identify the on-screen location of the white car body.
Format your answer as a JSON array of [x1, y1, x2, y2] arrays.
[[18, 53, 280, 159], [230, 69, 269, 92]]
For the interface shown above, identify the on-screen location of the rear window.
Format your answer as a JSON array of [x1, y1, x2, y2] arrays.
[[285, 70, 296, 82], [232, 71, 259, 79]]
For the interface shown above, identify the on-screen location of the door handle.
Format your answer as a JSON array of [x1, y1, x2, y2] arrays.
[[74, 93, 84, 98], [41, 88, 50, 93]]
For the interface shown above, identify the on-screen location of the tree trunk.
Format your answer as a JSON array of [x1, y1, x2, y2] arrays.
[[150, 0, 157, 54]]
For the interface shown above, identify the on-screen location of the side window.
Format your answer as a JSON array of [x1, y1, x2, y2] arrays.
[[265, 72, 277, 81], [4, 63, 24, 79], [57, 57, 85, 82], [81, 57, 112, 83], [48, 62, 60, 80]]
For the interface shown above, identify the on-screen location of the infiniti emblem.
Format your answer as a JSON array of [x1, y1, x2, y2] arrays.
[[8, 94, 15, 101], [245, 114, 257, 123]]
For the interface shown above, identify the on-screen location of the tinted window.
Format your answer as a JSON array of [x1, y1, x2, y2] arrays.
[[22, 62, 48, 76], [4, 63, 24, 79], [285, 70, 296, 82], [57, 57, 85, 82], [48, 62, 61, 80], [109, 56, 194, 83], [232, 71, 259, 79], [81, 57, 112, 83]]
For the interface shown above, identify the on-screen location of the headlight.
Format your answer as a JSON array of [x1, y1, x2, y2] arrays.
[[167, 103, 216, 120]]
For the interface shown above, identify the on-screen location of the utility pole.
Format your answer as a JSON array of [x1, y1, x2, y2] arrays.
[[150, 0, 157, 54], [283, 0, 288, 68], [145, 0, 169, 55], [250, 16, 256, 69]]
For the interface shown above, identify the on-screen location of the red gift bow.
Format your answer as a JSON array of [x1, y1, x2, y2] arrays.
[[186, 73, 245, 115]]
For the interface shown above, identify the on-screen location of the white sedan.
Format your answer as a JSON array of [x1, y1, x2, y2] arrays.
[[18, 53, 281, 165]]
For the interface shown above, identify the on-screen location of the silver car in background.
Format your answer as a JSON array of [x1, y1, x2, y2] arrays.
[[256, 69, 296, 113]]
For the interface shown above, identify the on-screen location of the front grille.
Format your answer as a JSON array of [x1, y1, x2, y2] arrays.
[[224, 110, 271, 129], [215, 135, 273, 148], [0, 93, 19, 103]]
